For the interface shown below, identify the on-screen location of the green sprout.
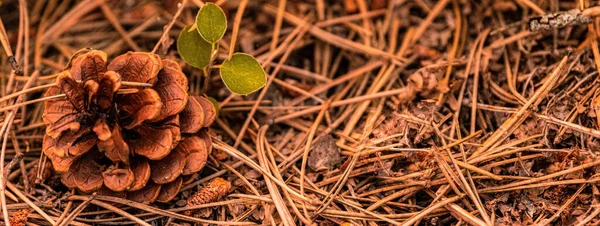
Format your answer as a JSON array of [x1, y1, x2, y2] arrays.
[[177, 3, 267, 96]]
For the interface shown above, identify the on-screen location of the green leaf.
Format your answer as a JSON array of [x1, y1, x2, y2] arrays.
[[177, 25, 212, 69], [196, 3, 227, 44], [220, 53, 267, 95]]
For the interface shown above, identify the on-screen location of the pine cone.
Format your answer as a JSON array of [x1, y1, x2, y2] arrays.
[[42, 49, 217, 204], [184, 177, 231, 215]]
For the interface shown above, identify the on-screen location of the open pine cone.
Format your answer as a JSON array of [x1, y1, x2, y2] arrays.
[[42, 49, 217, 203]]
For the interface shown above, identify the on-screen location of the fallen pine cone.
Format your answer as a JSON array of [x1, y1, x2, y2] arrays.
[[184, 177, 231, 215], [9, 209, 30, 226], [42, 49, 217, 204]]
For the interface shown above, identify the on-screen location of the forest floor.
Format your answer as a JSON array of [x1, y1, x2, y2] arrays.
[[2, 0, 600, 225]]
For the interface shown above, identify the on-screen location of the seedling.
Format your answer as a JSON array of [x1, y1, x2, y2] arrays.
[[177, 3, 267, 96]]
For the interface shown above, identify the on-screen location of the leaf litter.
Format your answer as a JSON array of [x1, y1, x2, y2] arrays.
[[5, 0, 600, 225]]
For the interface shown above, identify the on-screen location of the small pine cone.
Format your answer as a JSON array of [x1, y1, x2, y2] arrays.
[[9, 209, 30, 226], [184, 178, 231, 215]]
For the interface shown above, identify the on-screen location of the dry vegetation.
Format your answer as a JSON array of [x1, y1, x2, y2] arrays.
[[3, 0, 600, 225]]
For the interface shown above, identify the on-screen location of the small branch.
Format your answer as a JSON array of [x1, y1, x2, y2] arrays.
[[2, 153, 23, 179], [529, 9, 591, 32]]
